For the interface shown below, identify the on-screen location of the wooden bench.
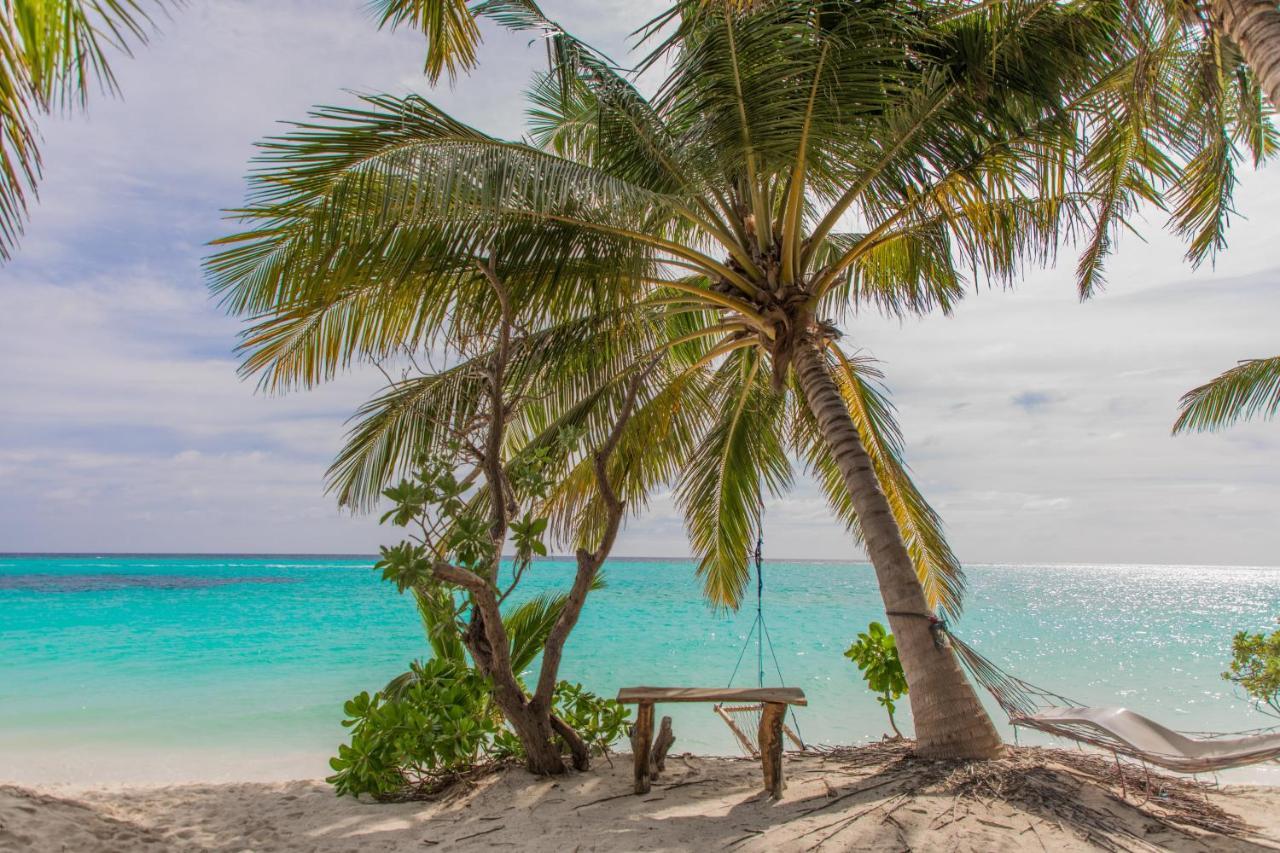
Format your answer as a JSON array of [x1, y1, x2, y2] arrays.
[[616, 686, 807, 798]]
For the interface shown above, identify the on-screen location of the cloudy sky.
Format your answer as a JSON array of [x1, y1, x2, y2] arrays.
[[2, 0, 1278, 564]]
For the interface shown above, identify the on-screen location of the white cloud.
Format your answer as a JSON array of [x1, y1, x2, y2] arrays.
[[0, 0, 1277, 565]]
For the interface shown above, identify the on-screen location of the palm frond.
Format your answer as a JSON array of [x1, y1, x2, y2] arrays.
[[371, 0, 481, 83], [413, 583, 468, 666], [1173, 356, 1280, 433], [1, 0, 170, 260], [676, 348, 792, 610], [505, 577, 604, 677]]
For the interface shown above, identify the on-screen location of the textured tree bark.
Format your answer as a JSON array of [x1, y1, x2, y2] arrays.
[[462, 606, 567, 775], [430, 315, 651, 778], [1212, 0, 1280, 110], [528, 361, 651, 773], [758, 702, 786, 798], [550, 713, 591, 771], [630, 702, 654, 794], [792, 338, 1004, 760]]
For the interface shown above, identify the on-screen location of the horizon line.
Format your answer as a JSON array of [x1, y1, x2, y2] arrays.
[[2, 552, 1279, 571]]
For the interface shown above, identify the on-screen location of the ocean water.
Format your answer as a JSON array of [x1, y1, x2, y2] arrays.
[[2, 554, 1279, 785]]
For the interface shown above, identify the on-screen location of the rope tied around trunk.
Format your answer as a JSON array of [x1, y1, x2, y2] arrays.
[[884, 610, 951, 650]]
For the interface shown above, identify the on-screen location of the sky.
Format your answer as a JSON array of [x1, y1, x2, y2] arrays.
[[1, 0, 1278, 564]]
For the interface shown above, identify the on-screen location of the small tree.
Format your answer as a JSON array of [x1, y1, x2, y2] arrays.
[[846, 622, 909, 740], [1223, 622, 1280, 716], [362, 266, 652, 775]]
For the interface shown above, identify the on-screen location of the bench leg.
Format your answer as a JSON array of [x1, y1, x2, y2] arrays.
[[631, 701, 654, 794], [758, 702, 786, 799]]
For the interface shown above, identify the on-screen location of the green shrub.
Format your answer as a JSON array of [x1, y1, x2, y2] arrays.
[[327, 658, 518, 800], [845, 621, 909, 739], [328, 660, 630, 800], [1223, 622, 1280, 715]]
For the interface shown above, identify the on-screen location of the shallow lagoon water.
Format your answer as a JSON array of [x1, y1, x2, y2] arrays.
[[2, 554, 1278, 784]]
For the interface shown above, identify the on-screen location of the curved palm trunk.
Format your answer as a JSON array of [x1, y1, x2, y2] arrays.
[[792, 339, 1003, 759], [1212, 0, 1280, 109]]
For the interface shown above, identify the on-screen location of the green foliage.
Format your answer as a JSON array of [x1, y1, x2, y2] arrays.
[[207, 3, 1276, 687], [2, 0, 172, 260], [328, 660, 629, 800], [373, 442, 555, 594], [336, 429, 626, 800], [1223, 623, 1280, 716], [327, 658, 519, 800], [553, 681, 631, 755], [845, 621, 909, 738], [1174, 356, 1280, 434]]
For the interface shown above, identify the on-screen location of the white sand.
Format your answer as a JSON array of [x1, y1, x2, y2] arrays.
[[4, 746, 1280, 851]]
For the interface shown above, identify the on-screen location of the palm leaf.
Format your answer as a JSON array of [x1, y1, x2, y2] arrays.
[[1173, 356, 1280, 433], [504, 577, 604, 677], [676, 347, 792, 609], [371, 0, 481, 83], [1, 0, 169, 260]]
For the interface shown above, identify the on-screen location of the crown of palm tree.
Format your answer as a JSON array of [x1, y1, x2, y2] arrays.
[[207, 0, 1272, 613]]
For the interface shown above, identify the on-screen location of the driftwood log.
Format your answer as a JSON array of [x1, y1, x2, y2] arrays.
[[651, 716, 675, 779]]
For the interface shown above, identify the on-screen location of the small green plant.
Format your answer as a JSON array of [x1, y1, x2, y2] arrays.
[[845, 621, 909, 739], [1223, 621, 1280, 716], [554, 681, 632, 756]]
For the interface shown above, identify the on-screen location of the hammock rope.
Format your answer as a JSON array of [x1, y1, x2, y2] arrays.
[[715, 532, 805, 755]]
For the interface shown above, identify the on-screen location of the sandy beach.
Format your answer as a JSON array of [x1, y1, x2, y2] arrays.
[[5, 744, 1280, 852]]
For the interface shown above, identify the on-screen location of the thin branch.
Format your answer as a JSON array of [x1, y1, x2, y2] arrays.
[[533, 354, 661, 708]]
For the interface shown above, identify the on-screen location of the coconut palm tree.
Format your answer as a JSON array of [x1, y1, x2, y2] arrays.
[[1198, 0, 1280, 110], [0, 0, 173, 260], [209, 0, 1135, 758], [1038, 0, 1278, 296]]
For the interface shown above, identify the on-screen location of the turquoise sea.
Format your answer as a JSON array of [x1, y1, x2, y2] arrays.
[[3, 554, 1279, 785]]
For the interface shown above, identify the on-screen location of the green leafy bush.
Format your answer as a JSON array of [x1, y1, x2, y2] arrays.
[[328, 660, 630, 800], [1223, 622, 1280, 715], [327, 659, 519, 800], [845, 621, 909, 739]]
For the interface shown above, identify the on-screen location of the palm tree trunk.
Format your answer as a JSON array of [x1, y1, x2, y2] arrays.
[[792, 338, 1004, 759], [1211, 0, 1280, 110]]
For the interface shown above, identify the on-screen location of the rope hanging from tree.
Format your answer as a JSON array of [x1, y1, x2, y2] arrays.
[[714, 530, 806, 756]]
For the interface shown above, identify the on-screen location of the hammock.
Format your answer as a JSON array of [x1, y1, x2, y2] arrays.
[[950, 633, 1280, 774], [715, 534, 804, 757]]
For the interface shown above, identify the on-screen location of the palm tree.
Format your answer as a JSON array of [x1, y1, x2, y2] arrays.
[[1040, 0, 1278, 297], [0, 0, 173, 260], [1090, 6, 1280, 440], [1202, 0, 1280, 110], [209, 0, 1138, 758]]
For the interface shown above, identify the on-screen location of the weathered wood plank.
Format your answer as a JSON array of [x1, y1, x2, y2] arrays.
[[759, 701, 786, 799], [616, 687, 807, 706], [630, 702, 654, 795]]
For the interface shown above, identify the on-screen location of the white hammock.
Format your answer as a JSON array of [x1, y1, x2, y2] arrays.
[[950, 632, 1280, 774]]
